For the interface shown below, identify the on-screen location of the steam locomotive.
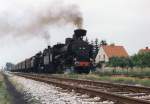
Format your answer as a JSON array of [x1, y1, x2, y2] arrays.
[[11, 29, 94, 73]]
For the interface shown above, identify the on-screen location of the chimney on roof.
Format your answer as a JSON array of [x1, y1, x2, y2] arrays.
[[110, 43, 115, 46], [146, 47, 149, 50]]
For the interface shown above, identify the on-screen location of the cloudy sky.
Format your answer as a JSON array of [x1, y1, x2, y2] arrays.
[[0, 0, 150, 67]]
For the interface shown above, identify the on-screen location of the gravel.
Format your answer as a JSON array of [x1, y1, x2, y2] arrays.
[[8, 73, 114, 104]]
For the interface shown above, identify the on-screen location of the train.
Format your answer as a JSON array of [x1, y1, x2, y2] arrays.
[[11, 29, 94, 73]]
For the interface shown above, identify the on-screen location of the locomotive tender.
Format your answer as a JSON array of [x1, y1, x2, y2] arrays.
[[11, 29, 94, 73]]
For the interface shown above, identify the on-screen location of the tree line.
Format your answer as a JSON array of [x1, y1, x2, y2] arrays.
[[107, 52, 150, 68]]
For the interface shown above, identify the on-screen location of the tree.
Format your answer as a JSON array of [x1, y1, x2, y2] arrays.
[[100, 40, 107, 46], [90, 40, 95, 58], [131, 52, 150, 68], [94, 38, 99, 58], [128, 58, 134, 69]]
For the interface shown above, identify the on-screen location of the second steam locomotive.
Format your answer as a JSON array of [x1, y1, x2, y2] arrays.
[[11, 29, 94, 73]]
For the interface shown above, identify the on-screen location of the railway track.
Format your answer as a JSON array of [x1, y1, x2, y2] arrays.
[[13, 73, 150, 104]]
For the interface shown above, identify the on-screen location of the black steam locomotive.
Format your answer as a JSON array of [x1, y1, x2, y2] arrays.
[[11, 29, 94, 73]]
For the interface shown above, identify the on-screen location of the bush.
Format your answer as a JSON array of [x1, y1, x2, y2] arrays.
[[107, 57, 133, 68]]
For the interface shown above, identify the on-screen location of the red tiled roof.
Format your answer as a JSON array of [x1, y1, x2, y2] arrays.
[[102, 45, 129, 58], [139, 47, 150, 54]]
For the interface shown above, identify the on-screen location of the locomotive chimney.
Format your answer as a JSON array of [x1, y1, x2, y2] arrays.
[[74, 29, 87, 38], [48, 45, 51, 49]]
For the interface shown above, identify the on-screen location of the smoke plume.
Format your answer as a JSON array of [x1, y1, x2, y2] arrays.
[[0, 1, 83, 42]]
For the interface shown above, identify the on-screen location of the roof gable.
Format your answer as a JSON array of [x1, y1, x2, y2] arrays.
[[101, 45, 128, 58]]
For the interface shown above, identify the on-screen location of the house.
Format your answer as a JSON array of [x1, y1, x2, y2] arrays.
[[138, 47, 150, 54], [95, 44, 129, 63]]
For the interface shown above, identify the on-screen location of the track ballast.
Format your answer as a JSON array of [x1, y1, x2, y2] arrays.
[[13, 73, 150, 104]]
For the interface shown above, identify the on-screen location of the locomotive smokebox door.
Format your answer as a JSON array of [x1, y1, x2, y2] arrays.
[[74, 29, 87, 37]]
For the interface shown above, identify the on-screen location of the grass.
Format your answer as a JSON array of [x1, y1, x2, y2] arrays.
[[56, 73, 150, 87], [0, 73, 11, 104], [97, 67, 150, 78]]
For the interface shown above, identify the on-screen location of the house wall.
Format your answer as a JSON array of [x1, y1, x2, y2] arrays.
[[95, 47, 109, 63]]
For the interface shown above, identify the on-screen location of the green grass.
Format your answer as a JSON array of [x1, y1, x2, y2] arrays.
[[57, 73, 150, 87], [97, 67, 150, 78], [110, 77, 150, 86], [0, 76, 11, 104]]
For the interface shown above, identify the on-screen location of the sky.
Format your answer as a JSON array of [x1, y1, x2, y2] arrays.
[[0, 0, 150, 66]]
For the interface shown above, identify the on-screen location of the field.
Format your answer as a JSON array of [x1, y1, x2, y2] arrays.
[[0, 73, 10, 104]]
